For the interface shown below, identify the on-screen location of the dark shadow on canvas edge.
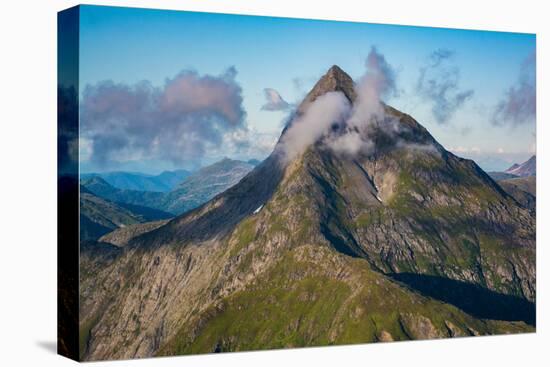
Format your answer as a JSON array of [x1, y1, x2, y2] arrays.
[[36, 340, 57, 355]]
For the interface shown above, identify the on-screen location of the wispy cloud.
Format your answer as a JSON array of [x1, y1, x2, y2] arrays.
[[348, 46, 398, 128], [279, 47, 434, 161], [327, 46, 400, 156], [80, 67, 247, 168], [492, 50, 536, 126], [220, 127, 279, 160], [261, 88, 292, 111], [416, 48, 474, 124]]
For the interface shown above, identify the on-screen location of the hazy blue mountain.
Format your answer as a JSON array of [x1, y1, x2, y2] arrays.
[[247, 158, 261, 166], [487, 172, 518, 181], [154, 170, 192, 189], [81, 169, 191, 192], [81, 158, 255, 216], [498, 176, 536, 211], [470, 156, 515, 172], [160, 158, 255, 214], [80, 176, 165, 209]]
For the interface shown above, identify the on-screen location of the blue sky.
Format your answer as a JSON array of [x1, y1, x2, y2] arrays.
[[78, 5, 536, 173]]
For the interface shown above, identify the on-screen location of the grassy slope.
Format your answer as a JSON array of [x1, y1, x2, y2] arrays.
[[81, 147, 535, 360], [160, 245, 531, 355], [157, 153, 533, 355]]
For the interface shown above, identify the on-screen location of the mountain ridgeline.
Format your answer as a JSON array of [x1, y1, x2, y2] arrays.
[[81, 158, 256, 216], [80, 66, 535, 361], [487, 155, 536, 212], [79, 186, 170, 241], [81, 169, 191, 192]]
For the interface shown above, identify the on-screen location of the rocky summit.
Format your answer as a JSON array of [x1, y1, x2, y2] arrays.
[[505, 155, 536, 177], [79, 66, 535, 361]]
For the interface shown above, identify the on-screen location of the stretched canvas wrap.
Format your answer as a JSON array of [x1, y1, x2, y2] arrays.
[[58, 5, 537, 362]]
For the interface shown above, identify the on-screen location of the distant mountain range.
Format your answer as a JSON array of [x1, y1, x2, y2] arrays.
[[81, 158, 256, 216], [470, 156, 516, 173], [488, 155, 536, 180], [485, 156, 536, 212], [81, 169, 191, 192], [80, 66, 535, 360], [160, 158, 256, 214]]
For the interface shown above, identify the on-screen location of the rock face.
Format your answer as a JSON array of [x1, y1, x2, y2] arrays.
[[79, 66, 535, 361]]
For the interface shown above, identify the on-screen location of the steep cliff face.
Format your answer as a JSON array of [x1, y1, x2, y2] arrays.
[[80, 66, 535, 361]]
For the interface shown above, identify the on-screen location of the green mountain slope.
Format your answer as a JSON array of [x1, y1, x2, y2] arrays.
[[80, 188, 143, 240], [498, 176, 536, 211], [160, 245, 530, 355], [160, 158, 255, 214], [79, 66, 535, 361]]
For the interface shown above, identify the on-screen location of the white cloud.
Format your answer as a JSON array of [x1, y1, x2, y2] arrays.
[[261, 88, 291, 111], [280, 91, 351, 162]]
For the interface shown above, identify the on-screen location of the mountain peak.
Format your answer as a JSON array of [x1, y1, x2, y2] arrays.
[[505, 155, 536, 177], [326, 64, 348, 78], [298, 65, 356, 112]]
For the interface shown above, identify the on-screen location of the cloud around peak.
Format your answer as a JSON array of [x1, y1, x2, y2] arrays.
[[279, 47, 432, 161]]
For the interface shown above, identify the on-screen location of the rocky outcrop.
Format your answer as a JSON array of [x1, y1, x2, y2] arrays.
[[99, 220, 169, 247]]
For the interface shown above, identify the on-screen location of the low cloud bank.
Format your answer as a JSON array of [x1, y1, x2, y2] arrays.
[[81, 67, 247, 167]]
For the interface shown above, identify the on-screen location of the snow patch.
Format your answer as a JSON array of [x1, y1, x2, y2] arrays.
[[373, 181, 382, 202]]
